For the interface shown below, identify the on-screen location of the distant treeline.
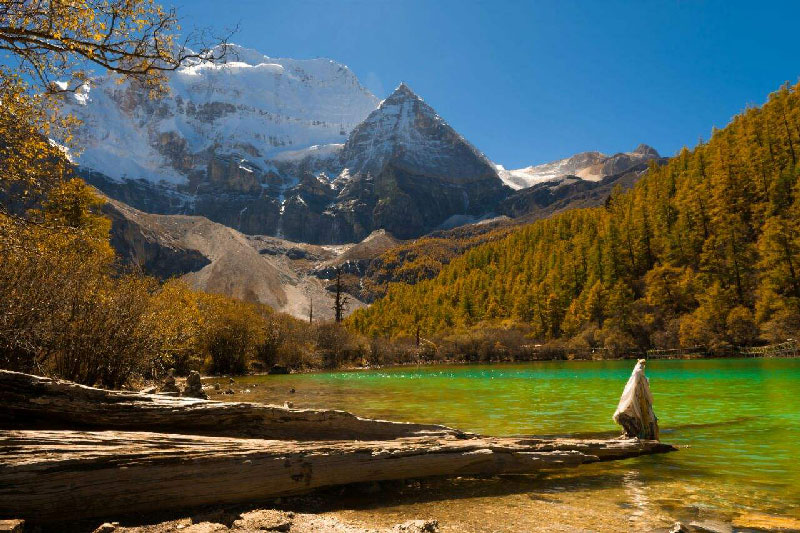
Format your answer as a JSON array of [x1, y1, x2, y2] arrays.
[[350, 82, 800, 354]]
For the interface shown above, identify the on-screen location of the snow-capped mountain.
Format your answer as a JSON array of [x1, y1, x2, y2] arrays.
[[65, 64, 510, 243], [60, 44, 378, 186], [320, 83, 509, 239], [497, 144, 660, 189], [340, 83, 499, 182]]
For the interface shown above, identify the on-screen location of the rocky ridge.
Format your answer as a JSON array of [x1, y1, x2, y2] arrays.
[[497, 144, 660, 189], [102, 196, 364, 319], [322, 83, 510, 240]]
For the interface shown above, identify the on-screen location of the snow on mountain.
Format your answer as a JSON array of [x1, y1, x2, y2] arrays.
[[59, 44, 379, 185], [498, 144, 660, 190], [312, 83, 509, 240], [339, 83, 499, 182], [271, 143, 344, 162]]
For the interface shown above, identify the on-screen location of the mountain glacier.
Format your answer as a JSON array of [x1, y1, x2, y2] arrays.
[[60, 44, 379, 186]]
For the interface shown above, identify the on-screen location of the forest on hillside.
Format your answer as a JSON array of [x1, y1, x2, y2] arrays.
[[350, 82, 800, 355], [348, 222, 514, 302]]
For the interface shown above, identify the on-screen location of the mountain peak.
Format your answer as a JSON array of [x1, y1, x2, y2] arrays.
[[58, 45, 379, 186], [499, 143, 661, 190], [633, 144, 659, 157], [340, 83, 498, 184], [385, 82, 420, 102], [212, 43, 269, 65]]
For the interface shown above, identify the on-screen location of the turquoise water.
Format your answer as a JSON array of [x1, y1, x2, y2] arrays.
[[218, 358, 800, 522]]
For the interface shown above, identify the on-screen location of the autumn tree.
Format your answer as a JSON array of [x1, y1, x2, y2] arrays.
[[0, 0, 230, 386], [0, 0, 230, 206], [0, 0, 229, 96]]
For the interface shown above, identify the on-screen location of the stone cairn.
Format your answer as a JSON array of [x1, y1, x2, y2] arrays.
[[158, 368, 180, 396], [182, 370, 208, 399]]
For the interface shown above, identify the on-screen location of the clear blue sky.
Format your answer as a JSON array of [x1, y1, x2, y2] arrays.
[[168, 0, 800, 168]]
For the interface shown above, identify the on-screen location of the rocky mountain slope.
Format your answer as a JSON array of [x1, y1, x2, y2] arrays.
[[497, 144, 660, 189], [498, 158, 666, 220], [100, 147, 664, 315], [318, 156, 667, 303], [61, 47, 511, 243], [315, 83, 510, 240], [102, 197, 365, 319]]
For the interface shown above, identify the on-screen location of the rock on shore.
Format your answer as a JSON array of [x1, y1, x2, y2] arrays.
[[91, 509, 439, 533]]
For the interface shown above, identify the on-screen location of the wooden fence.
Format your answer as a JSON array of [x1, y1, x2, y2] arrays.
[[646, 340, 798, 359], [519, 340, 799, 361], [646, 346, 708, 359], [738, 339, 798, 358]]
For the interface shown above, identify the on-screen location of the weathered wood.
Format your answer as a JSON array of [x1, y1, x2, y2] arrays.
[[613, 359, 659, 440], [0, 429, 676, 523], [0, 370, 458, 440]]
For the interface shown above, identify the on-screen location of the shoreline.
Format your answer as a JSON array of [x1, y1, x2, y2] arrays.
[[206, 352, 796, 381], [4, 364, 800, 532], [34, 470, 800, 533]]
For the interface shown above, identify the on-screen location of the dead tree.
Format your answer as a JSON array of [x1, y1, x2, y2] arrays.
[[332, 268, 349, 323], [613, 359, 659, 439]]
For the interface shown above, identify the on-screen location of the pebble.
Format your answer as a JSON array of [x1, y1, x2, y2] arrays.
[[669, 522, 690, 533], [92, 522, 120, 533]]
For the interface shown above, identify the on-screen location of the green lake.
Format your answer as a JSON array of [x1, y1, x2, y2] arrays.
[[215, 358, 800, 531]]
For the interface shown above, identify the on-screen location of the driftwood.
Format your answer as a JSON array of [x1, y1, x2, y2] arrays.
[[0, 429, 675, 522], [613, 359, 659, 440], [0, 370, 457, 440], [0, 370, 676, 523]]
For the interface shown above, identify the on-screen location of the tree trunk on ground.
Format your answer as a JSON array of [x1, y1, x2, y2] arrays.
[[0, 429, 675, 523], [0, 370, 676, 524], [0, 370, 458, 440]]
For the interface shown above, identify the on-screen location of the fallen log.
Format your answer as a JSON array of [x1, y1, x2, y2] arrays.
[[0, 429, 676, 523], [0, 370, 457, 440]]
